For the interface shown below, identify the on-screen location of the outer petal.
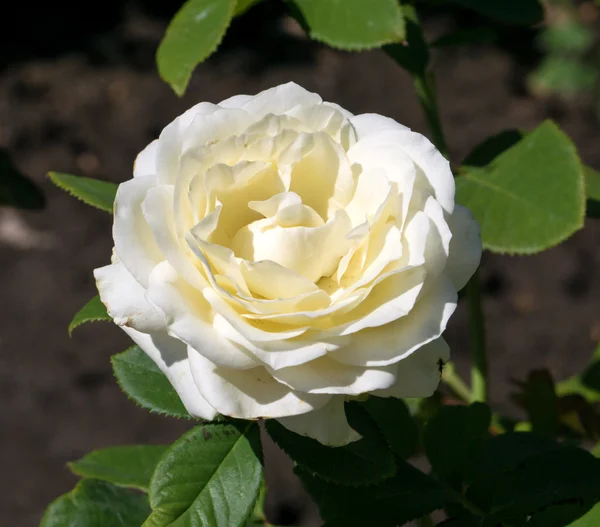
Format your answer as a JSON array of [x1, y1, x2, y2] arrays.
[[94, 261, 165, 333], [240, 82, 322, 119], [372, 338, 450, 398], [328, 277, 457, 367], [146, 261, 260, 370], [446, 204, 482, 291], [350, 114, 455, 213], [269, 355, 397, 395], [187, 348, 331, 419], [113, 175, 163, 287], [277, 397, 361, 446], [133, 139, 158, 178], [121, 326, 218, 420]]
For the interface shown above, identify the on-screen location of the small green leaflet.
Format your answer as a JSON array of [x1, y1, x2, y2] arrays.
[[143, 422, 263, 527], [384, 5, 429, 76], [292, 0, 405, 51], [585, 166, 600, 218], [157, 0, 237, 96], [456, 121, 585, 254], [68, 295, 110, 336], [111, 346, 192, 419], [40, 479, 150, 527], [69, 445, 169, 492], [48, 172, 117, 213]]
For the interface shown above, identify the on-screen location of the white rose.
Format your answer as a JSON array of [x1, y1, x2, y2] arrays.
[[94, 82, 481, 446]]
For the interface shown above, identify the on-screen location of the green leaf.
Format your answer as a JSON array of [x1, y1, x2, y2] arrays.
[[557, 344, 600, 403], [266, 401, 396, 486], [566, 503, 600, 526], [298, 459, 452, 527], [456, 121, 586, 254], [291, 0, 405, 51], [111, 346, 191, 419], [234, 0, 262, 16], [424, 403, 491, 484], [68, 445, 169, 492], [143, 422, 263, 527], [48, 172, 117, 213], [0, 149, 45, 209], [528, 501, 600, 527], [432, 27, 497, 48], [68, 296, 110, 336], [157, 0, 237, 96], [468, 445, 600, 522], [40, 479, 150, 527], [520, 369, 559, 438], [384, 5, 429, 76], [446, 0, 544, 25], [362, 396, 419, 459]]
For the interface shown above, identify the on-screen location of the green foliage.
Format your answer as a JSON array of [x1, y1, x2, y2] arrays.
[[424, 403, 491, 485], [384, 5, 429, 76], [234, 0, 262, 16], [143, 422, 262, 527], [69, 445, 169, 492], [362, 396, 419, 459], [445, 0, 544, 25], [557, 344, 600, 403], [518, 370, 559, 438], [585, 166, 600, 219], [111, 346, 192, 419], [298, 459, 451, 527], [456, 121, 585, 254], [0, 149, 45, 209], [291, 0, 405, 50], [531, 57, 598, 97], [40, 479, 150, 527], [157, 0, 237, 96], [48, 172, 117, 213], [266, 401, 396, 486], [68, 295, 110, 336]]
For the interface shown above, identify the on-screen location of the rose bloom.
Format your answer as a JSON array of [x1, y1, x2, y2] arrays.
[[95, 83, 481, 446]]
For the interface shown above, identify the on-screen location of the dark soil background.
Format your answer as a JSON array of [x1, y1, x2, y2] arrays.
[[1, 1, 599, 525]]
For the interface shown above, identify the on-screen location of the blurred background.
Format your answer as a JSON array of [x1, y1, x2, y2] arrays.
[[1, 0, 600, 525]]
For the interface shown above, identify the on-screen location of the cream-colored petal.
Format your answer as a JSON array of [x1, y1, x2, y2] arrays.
[[240, 260, 322, 299], [372, 338, 450, 398], [146, 261, 260, 369], [121, 327, 218, 420], [269, 355, 397, 395], [141, 186, 206, 290], [240, 82, 322, 119], [218, 94, 253, 108], [133, 139, 158, 178], [350, 113, 410, 139], [113, 175, 162, 287], [445, 204, 482, 291], [94, 261, 165, 333], [328, 277, 457, 367], [181, 108, 253, 152], [187, 348, 330, 419], [232, 209, 352, 283], [277, 397, 361, 446]]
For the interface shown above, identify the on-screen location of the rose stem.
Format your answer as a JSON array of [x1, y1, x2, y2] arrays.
[[412, 70, 489, 404]]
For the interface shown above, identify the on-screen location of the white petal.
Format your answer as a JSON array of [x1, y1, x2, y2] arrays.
[[94, 261, 165, 333], [181, 108, 254, 152], [349, 117, 454, 213], [240, 82, 322, 119], [240, 260, 322, 299], [142, 186, 207, 290], [446, 205, 482, 291], [373, 338, 450, 398], [146, 261, 260, 369], [121, 326, 218, 420], [187, 348, 330, 419], [277, 397, 361, 446], [328, 277, 457, 367], [113, 175, 162, 287], [133, 139, 158, 178], [270, 355, 397, 395], [218, 94, 253, 108]]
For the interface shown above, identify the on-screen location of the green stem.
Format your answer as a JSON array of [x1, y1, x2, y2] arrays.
[[442, 362, 472, 403], [467, 270, 488, 403], [413, 69, 489, 405], [413, 72, 448, 157]]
